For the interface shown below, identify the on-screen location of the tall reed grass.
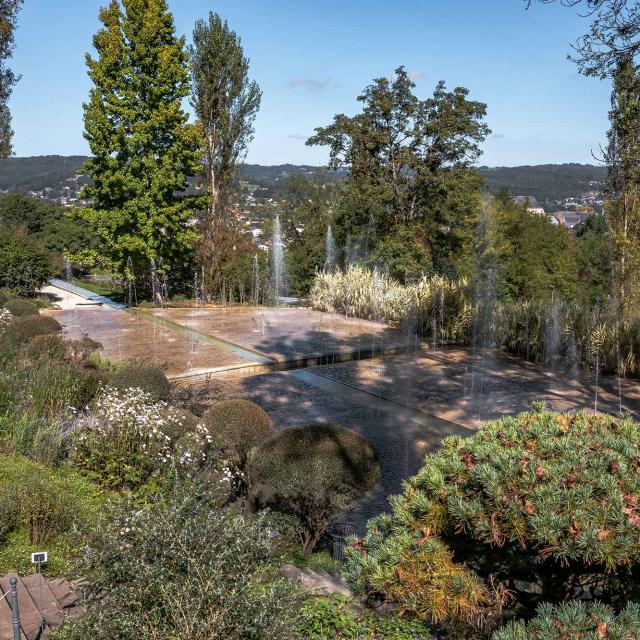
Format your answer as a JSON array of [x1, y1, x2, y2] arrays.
[[310, 267, 640, 379]]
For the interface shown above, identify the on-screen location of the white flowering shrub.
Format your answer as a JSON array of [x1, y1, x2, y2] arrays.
[[71, 386, 212, 491], [0, 308, 12, 332]]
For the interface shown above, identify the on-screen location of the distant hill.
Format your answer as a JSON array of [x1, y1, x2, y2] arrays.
[[0, 155, 87, 193], [478, 163, 607, 202], [0, 156, 606, 203]]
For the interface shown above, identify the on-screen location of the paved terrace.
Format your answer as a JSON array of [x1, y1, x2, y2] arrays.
[[49, 291, 640, 529]]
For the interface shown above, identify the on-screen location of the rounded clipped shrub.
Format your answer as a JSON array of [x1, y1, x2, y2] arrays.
[[3, 299, 39, 317], [111, 364, 171, 401], [203, 399, 272, 468], [1, 314, 62, 346], [24, 334, 68, 361], [345, 410, 640, 627], [492, 601, 640, 640], [249, 424, 380, 554]]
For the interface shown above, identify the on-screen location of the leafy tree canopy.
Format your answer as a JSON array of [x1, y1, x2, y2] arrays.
[[79, 0, 203, 286], [307, 66, 490, 283], [0, 0, 22, 157]]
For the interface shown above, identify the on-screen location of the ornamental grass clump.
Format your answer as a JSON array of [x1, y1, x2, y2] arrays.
[[345, 410, 640, 630], [310, 266, 473, 342], [71, 387, 212, 491]]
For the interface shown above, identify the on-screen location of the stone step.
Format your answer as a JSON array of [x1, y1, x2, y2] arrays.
[[48, 578, 76, 609], [0, 574, 80, 639], [21, 575, 64, 627], [310, 568, 352, 597], [279, 564, 352, 597], [0, 575, 44, 640]]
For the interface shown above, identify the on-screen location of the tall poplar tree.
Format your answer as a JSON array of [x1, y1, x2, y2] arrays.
[[80, 0, 202, 292], [189, 12, 261, 299], [605, 56, 640, 314], [0, 0, 23, 158]]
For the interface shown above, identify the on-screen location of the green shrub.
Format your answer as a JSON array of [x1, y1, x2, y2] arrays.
[[203, 399, 272, 469], [1, 314, 62, 346], [249, 424, 380, 554], [3, 298, 39, 317], [492, 601, 640, 640], [111, 364, 171, 401], [24, 333, 68, 361], [0, 233, 52, 297], [0, 454, 106, 574], [299, 596, 432, 640], [345, 411, 640, 628], [51, 489, 304, 640]]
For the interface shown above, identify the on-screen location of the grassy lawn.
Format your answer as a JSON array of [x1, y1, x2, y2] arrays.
[[74, 277, 126, 303]]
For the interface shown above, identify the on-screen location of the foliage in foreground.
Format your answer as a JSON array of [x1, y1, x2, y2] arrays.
[[345, 411, 640, 628], [299, 595, 431, 640], [492, 601, 640, 640], [249, 423, 380, 554], [51, 490, 304, 640], [0, 454, 106, 575]]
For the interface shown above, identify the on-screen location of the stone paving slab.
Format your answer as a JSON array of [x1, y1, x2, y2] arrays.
[[309, 347, 640, 427], [152, 307, 406, 362], [50, 308, 253, 376]]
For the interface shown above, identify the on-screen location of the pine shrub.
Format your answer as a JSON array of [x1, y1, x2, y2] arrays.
[[249, 424, 380, 554], [492, 601, 640, 640], [345, 410, 640, 627], [111, 364, 171, 401]]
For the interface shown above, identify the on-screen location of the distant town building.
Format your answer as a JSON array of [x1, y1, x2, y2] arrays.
[[550, 210, 591, 233], [512, 195, 545, 216]]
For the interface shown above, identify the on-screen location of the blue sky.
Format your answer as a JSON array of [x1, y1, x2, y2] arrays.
[[9, 0, 610, 166]]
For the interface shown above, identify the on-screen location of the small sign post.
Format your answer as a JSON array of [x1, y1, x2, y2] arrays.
[[31, 552, 48, 634]]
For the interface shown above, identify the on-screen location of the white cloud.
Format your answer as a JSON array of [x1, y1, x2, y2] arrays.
[[288, 76, 332, 90]]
